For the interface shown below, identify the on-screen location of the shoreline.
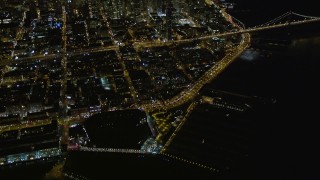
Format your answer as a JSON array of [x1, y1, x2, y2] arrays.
[[142, 3, 251, 112]]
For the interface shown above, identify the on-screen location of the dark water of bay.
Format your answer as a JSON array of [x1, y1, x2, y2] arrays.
[[203, 1, 320, 179], [208, 32, 320, 180]]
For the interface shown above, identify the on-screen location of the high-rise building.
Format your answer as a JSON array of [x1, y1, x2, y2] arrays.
[[123, 0, 131, 16], [115, 0, 123, 18], [105, 0, 115, 18], [130, 0, 146, 16], [165, 0, 175, 40], [38, 0, 47, 10], [151, 0, 164, 14]]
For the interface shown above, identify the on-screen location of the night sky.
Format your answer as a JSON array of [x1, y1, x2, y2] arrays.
[[236, 0, 319, 13]]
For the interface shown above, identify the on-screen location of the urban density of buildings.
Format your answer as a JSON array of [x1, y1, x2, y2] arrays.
[[1, 0, 318, 179]]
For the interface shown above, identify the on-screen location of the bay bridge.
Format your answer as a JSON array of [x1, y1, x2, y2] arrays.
[[136, 11, 320, 47], [212, 11, 320, 36]]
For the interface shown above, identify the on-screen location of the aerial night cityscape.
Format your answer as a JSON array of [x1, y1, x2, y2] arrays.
[[0, 0, 319, 179]]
